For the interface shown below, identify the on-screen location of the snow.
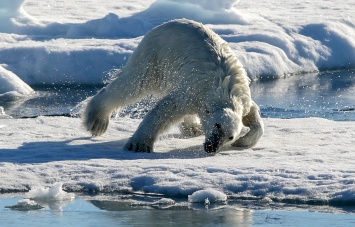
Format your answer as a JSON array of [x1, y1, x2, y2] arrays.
[[0, 0, 355, 207], [1, 116, 355, 205], [188, 189, 228, 203], [26, 182, 75, 201], [1, 0, 354, 97], [0, 65, 34, 100], [4, 183, 75, 212], [153, 198, 175, 205]]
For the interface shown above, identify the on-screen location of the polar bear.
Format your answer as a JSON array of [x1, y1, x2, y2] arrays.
[[83, 19, 264, 153]]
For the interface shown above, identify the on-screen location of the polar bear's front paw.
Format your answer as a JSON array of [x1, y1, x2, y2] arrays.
[[124, 141, 153, 153]]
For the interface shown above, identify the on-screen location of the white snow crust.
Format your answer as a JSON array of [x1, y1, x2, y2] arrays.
[[0, 0, 354, 206], [1, 116, 355, 204]]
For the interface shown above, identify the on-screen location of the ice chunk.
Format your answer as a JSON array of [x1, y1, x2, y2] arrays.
[[26, 182, 75, 201], [0, 106, 12, 119], [0, 65, 33, 100], [153, 198, 175, 205], [188, 189, 227, 203], [5, 198, 43, 211]]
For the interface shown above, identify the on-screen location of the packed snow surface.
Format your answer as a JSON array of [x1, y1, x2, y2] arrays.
[[1, 0, 354, 97], [0, 0, 354, 207], [1, 116, 355, 205]]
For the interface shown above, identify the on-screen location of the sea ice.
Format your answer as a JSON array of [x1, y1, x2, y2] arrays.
[[188, 189, 228, 203], [0, 65, 33, 99], [26, 182, 75, 201], [0, 0, 354, 86]]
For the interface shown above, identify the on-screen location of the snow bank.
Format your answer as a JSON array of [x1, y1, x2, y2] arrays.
[[134, 0, 248, 26], [0, 0, 41, 33], [299, 21, 355, 70], [215, 19, 355, 79], [1, 116, 355, 205], [0, 38, 136, 85], [0, 0, 354, 86], [0, 65, 33, 100]]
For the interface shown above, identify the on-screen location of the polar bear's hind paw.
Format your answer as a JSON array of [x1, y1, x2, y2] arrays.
[[179, 122, 203, 138], [91, 117, 109, 137], [83, 109, 110, 136]]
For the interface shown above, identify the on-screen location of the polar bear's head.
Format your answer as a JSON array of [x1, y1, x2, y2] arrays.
[[200, 107, 249, 153]]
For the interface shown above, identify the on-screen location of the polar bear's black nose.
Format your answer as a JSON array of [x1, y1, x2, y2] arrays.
[[204, 123, 225, 153], [204, 140, 219, 153], [228, 136, 234, 141]]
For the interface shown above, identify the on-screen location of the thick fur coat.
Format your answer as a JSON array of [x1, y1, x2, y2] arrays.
[[83, 19, 264, 153]]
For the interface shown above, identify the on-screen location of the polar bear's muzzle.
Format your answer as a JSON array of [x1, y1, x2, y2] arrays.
[[204, 123, 225, 153]]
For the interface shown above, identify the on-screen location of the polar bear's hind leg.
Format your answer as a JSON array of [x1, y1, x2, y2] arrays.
[[179, 115, 203, 138]]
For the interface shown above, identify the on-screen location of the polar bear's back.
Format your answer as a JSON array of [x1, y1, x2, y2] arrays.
[[145, 19, 226, 52], [117, 19, 250, 112], [121, 19, 231, 93]]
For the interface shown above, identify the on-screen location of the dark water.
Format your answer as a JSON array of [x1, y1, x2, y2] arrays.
[[1, 70, 354, 120], [0, 85, 98, 118], [1, 195, 355, 227]]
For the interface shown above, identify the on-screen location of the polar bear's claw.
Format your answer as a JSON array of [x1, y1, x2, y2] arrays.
[[124, 142, 152, 153], [83, 110, 109, 136], [90, 118, 109, 137]]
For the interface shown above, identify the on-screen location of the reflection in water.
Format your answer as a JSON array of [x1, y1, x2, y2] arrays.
[[5, 196, 75, 212], [34, 198, 74, 212], [90, 200, 253, 227], [251, 70, 355, 120], [0, 85, 98, 118], [2, 196, 355, 226], [100, 208, 254, 227]]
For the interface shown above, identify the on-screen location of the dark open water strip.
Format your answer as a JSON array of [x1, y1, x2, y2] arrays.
[[1, 69, 354, 120]]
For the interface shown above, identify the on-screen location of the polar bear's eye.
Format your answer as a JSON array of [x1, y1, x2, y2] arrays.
[[205, 110, 211, 114]]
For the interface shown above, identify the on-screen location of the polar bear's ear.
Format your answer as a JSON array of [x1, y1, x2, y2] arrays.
[[240, 126, 250, 138]]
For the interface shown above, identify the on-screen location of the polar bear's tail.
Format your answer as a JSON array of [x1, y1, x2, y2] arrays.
[[83, 88, 113, 136]]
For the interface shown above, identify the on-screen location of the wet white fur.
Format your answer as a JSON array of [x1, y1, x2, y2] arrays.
[[83, 19, 263, 152]]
